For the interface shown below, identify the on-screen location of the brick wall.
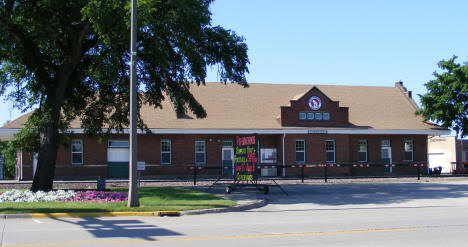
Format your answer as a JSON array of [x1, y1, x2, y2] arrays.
[[18, 133, 428, 179], [281, 87, 349, 127]]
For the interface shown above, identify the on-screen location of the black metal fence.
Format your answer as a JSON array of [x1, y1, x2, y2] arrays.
[[185, 163, 433, 185]]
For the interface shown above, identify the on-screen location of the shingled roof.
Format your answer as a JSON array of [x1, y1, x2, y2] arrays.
[[1, 82, 445, 132]]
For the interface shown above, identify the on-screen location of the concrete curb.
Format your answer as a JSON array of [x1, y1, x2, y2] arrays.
[[0, 211, 181, 219], [182, 198, 268, 216], [0, 198, 267, 219]]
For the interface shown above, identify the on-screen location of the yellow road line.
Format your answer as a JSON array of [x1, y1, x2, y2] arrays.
[[3, 226, 421, 247], [28, 211, 180, 218]]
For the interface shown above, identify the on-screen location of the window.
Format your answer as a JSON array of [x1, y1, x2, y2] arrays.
[[404, 140, 413, 161], [71, 140, 83, 165], [299, 112, 330, 121], [295, 140, 305, 163], [325, 140, 335, 163], [381, 140, 391, 147], [315, 112, 323, 120], [299, 112, 306, 120], [222, 140, 233, 147], [260, 148, 277, 163], [108, 140, 129, 148], [160, 140, 171, 164], [357, 140, 367, 162], [195, 141, 206, 164]]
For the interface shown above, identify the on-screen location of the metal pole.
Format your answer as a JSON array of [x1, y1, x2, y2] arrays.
[[194, 167, 197, 186], [417, 166, 421, 180], [301, 166, 304, 183], [324, 165, 328, 183], [127, 0, 139, 207]]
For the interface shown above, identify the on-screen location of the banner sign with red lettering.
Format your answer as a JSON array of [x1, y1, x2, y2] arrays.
[[234, 135, 258, 181]]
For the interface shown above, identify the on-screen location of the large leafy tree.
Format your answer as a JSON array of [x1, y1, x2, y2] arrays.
[[0, 0, 249, 191], [417, 56, 468, 137]]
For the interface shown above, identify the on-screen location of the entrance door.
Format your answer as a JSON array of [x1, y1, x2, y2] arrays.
[[222, 147, 234, 176], [107, 140, 130, 178], [381, 147, 392, 173]]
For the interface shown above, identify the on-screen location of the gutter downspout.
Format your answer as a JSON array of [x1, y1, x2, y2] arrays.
[[282, 132, 286, 177]]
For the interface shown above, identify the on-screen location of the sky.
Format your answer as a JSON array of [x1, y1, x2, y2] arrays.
[[1, 0, 468, 126]]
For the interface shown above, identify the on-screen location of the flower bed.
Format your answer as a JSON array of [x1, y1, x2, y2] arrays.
[[0, 189, 75, 202], [0, 190, 128, 203], [63, 191, 128, 202]]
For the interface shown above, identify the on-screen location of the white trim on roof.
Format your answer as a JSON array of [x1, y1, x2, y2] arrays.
[[0, 127, 450, 136]]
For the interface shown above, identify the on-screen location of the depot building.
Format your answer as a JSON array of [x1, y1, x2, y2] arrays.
[[0, 82, 449, 179]]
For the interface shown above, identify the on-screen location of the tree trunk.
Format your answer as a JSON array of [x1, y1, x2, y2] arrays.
[[31, 114, 61, 192]]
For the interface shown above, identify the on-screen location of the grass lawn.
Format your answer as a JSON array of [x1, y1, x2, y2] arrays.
[[0, 187, 236, 214]]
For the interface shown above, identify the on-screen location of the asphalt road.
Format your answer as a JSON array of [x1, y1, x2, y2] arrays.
[[2, 180, 468, 247]]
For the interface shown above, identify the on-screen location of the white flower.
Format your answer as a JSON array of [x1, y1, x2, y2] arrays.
[[0, 189, 76, 202]]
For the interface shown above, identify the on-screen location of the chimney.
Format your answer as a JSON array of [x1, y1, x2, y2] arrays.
[[406, 91, 412, 98]]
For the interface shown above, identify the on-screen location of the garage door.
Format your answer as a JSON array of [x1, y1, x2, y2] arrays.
[[107, 140, 129, 179]]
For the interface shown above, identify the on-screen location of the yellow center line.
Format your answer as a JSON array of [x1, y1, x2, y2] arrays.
[[3, 227, 421, 247]]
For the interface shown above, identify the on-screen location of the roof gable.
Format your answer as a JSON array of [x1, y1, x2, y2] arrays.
[[281, 86, 350, 127]]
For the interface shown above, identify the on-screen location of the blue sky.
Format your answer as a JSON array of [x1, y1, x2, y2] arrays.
[[1, 0, 468, 126]]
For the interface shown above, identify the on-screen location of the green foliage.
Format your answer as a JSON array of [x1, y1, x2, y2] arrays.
[[0, 141, 17, 179], [417, 56, 468, 137], [0, 0, 249, 133], [0, 187, 236, 213]]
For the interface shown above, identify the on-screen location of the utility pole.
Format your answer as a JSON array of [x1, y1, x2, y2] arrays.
[[128, 0, 139, 207]]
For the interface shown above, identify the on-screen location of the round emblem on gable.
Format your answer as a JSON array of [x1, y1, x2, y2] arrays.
[[308, 96, 322, 110]]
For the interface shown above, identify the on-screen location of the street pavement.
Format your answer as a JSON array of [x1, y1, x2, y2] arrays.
[[2, 179, 468, 246]]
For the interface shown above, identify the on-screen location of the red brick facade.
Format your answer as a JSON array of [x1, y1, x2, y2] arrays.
[[281, 87, 349, 127], [17, 133, 427, 179]]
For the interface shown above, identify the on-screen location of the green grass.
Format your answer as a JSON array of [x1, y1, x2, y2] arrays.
[[0, 187, 236, 214]]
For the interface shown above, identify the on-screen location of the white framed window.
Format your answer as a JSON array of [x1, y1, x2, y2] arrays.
[[295, 140, 306, 163], [323, 112, 330, 120], [195, 140, 206, 165], [71, 140, 83, 165], [404, 140, 413, 161], [108, 140, 129, 148], [357, 140, 367, 162], [299, 112, 306, 120], [307, 112, 314, 120], [260, 148, 277, 164], [160, 140, 171, 164], [326, 140, 335, 163], [381, 140, 391, 147], [315, 112, 323, 120]]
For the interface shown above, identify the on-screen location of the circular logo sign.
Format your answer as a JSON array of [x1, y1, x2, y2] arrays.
[[308, 96, 322, 110]]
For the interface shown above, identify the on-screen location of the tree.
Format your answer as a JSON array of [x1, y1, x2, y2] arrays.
[[417, 56, 468, 137], [0, 0, 249, 191], [0, 141, 17, 179]]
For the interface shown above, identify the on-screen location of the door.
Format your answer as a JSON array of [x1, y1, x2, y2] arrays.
[[381, 146, 392, 173], [222, 147, 234, 176], [107, 140, 130, 178]]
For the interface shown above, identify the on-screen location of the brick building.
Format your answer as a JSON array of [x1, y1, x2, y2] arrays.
[[0, 82, 449, 179]]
